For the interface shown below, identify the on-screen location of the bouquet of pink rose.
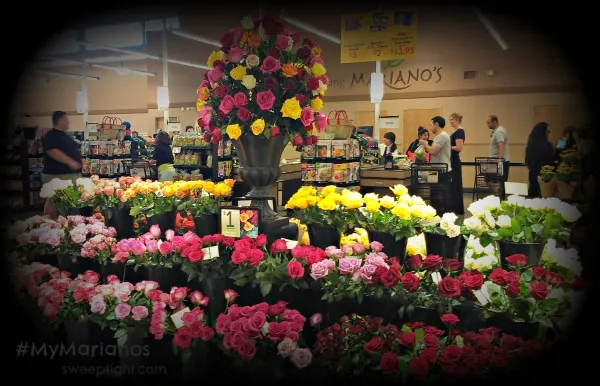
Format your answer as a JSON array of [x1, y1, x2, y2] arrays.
[[176, 232, 236, 281], [86, 174, 140, 209], [197, 16, 329, 145], [214, 293, 312, 376], [228, 235, 268, 289], [111, 224, 180, 270], [6, 215, 65, 257]]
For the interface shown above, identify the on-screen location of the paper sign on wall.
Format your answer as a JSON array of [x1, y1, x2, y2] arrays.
[[378, 116, 400, 128]]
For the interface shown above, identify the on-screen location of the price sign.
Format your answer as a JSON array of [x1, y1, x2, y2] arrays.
[[220, 208, 241, 238], [172, 146, 182, 154]]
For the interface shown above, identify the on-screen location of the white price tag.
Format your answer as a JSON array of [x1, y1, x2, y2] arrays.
[[220, 208, 241, 238], [473, 290, 489, 305], [431, 272, 442, 284], [170, 307, 190, 329], [172, 147, 181, 154], [283, 239, 298, 249], [202, 246, 220, 260]]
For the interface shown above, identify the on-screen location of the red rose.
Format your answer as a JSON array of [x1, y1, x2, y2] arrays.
[[545, 272, 565, 286], [287, 260, 305, 279], [500, 334, 523, 351], [401, 272, 420, 292], [443, 258, 463, 272], [506, 282, 521, 298], [270, 239, 288, 254], [270, 126, 281, 137], [505, 253, 528, 267], [422, 255, 443, 271], [363, 337, 384, 354], [380, 268, 400, 288], [438, 276, 461, 298], [213, 85, 229, 99], [268, 301, 288, 317], [260, 56, 281, 74], [398, 332, 416, 347], [419, 347, 438, 364], [440, 344, 462, 363], [505, 271, 519, 284], [406, 255, 423, 270], [531, 266, 546, 280], [422, 334, 440, 349], [440, 313, 460, 326], [233, 92, 248, 107], [295, 93, 308, 105], [529, 282, 550, 300], [187, 249, 205, 263], [283, 80, 295, 91], [255, 234, 267, 248], [488, 349, 510, 367], [292, 135, 303, 146], [409, 356, 430, 380], [263, 77, 278, 89], [296, 46, 311, 59], [246, 311, 267, 332], [267, 47, 281, 57], [236, 107, 252, 122], [237, 339, 257, 362], [570, 275, 586, 290], [255, 89, 276, 110], [372, 266, 388, 282], [248, 249, 264, 266], [489, 268, 509, 286], [379, 352, 398, 374], [306, 77, 320, 90], [458, 270, 484, 291]]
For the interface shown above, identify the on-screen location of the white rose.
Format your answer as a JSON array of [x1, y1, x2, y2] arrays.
[[245, 54, 260, 68], [75, 177, 93, 191], [40, 183, 56, 199], [507, 195, 527, 207], [555, 201, 582, 223], [482, 195, 501, 210], [441, 212, 458, 225], [241, 74, 257, 90], [290, 348, 312, 369], [463, 217, 483, 232], [484, 210, 496, 228], [277, 338, 297, 358], [496, 215, 512, 228], [446, 225, 461, 238]]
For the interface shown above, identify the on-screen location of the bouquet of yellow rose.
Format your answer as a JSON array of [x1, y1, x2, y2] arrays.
[[176, 179, 235, 217], [196, 15, 330, 146], [357, 184, 437, 240], [125, 180, 180, 225], [285, 185, 363, 233]]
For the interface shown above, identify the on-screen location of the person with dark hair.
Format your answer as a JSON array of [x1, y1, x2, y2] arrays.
[[41, 111, 82, 217], [486, 115, 510, 181], [406, 127, 432, 163], [185, 125, 196, 133], [525, 122, 555, 197], [382, 132, 398, 155], [419, 116, 451, 171], [449, 112, 466, 214], [150, 131, 175, 181]]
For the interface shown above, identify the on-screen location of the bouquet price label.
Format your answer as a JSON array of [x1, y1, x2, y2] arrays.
[[202, 246, 220, 260], [473, 283, 492, 306], [220, 207, 261, 238], [170, 307, 190, 329], [431, 272, 442, 284], [172, 146, 182, 154], [283, 238, 298, 249], [220, 208, 241, 237]]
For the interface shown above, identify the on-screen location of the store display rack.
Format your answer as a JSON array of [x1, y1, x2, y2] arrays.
[[301, 138, 361, 192], [81, 140, 133, 178], [172, 134, 233, 182]]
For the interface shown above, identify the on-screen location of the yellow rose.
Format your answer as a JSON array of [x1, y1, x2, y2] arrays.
[[379, 195, 396, 209], [410, 205, 429, 219], [294, 197, 309, 209], [317, 197, 337, 211], [390, 184, 408, 196], [321, 185, 337, 198], [410, 195, 426, 206], [250, 119, 265, 135], [284, 200, 296, 210], [398, 194, 412, 205], [391, 203, 411, 219], [365, 200, 381, 213], [196, 100, 206, 111], [207, 50, 224, 68], [242, 74, 257, 90], [311, 63, 326, 77], [225, 124, 242, 140], [310, 97, 324, 112], [311, 46, 322, 58], [306, 196, 318, 206], [340, 192, 363, 210], [422, 205, 437, 219], [280, 97, 302, 120], [229, 65, 247, 81], [295, 186, 317, 197], [363, 192, 379, 202]]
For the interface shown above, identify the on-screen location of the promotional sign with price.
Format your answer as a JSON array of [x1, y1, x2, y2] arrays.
[[220, 207, 261, 238], [341, 9, 418, 64]]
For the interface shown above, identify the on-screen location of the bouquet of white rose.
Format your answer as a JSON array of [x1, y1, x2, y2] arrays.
[[40, 177, 94, 215], [463, 235, 499, 272]]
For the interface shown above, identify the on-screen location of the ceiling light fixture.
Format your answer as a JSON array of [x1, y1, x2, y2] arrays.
[[474, 8, 509, 50], [280, 15, 341, 44], [39, 56, 156, 76]]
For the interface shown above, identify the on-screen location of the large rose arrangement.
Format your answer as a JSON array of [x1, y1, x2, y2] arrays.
[[196, 16, 329, 144]]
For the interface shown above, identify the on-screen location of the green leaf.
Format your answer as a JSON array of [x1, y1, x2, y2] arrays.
[[455, 336, 465, 347], [415, 328, 424, 343], [181, 348, 192, 363], [117, 332, 128, 348], [520, 269, 533, 283], [401, 325, 412, 333], [259, 281, 272, 296]]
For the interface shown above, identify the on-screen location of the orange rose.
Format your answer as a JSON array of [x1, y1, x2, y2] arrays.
[[224, 179, 235, 188], [243, 222, 254, 232], [249, 34, 262, 47], [282, 64, 299, 77], [197, 87, 210, 101], [311, 46, 322, 58], [240, 212, 249, 223]]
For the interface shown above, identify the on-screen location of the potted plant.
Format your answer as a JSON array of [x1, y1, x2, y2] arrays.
[[125, 180, 178, 233], [555, 149, 581, 200], [92, 175, 140, 238], [358, 185, 436, 262], [538, 165, 557, 198], [421, 212, 467, 260], [40, 177, 94, 216], [285, 185, 360, 248], [176, 179, 234, 236], [196, 15, 330, 231]]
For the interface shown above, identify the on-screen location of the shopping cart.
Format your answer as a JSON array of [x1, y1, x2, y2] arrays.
[[472, 157, 506, 201], [410, 163, 450, 214]]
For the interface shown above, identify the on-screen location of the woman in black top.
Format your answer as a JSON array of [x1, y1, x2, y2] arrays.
[[151, 131, 175, 181], [525, 122, 555, 197], [449, 113, 466, 214], [406, 127, 433, 153]]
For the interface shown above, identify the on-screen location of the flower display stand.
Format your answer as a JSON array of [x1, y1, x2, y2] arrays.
[[367, 231, 407, 261], [104, 207, 135, 238], [146, 210, 177, 234], [424, 233, 466, 259], [538, 177, 557, 198], [193, 213, 218, 237], [497, 241, 545, 268], [307, 224, 340, 250], [145, 266, 189, 291]]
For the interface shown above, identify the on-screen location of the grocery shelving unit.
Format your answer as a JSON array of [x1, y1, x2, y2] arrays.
[[300, 138, 361, 192], [172, 135, 233, 182]]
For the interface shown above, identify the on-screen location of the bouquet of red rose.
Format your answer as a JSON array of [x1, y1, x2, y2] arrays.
[[176, 232, 235, 281], [228, 235, 268, 289], [196, 16, 329, 145], [214, 294, 312, 375]]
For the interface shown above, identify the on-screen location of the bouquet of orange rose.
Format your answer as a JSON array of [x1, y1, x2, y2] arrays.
[[196, 15, 330, 146]]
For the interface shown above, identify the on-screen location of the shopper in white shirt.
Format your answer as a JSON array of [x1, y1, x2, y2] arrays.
[[486, 115, 510, 181], [419, 116, 452, 172]]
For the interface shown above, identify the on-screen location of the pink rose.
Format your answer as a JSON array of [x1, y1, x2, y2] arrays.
[[277, 338, 297, 357], [131, 305, 149, 321], [165, 229, 174, 241], [315, 113, 328, 130], [309, 260, 331, 280], [260, 56, 281, 74], [233, 92, 248, 107], [365, 252, 389, 268], [275, 34, 292, 51], [89, 295, 106, 314], [69, 230, 87, 244], [310, 313, 322, 326], [338, 257, 362, 274], [16, 233, 31, 246], [130, 241, 146, 256], [219, 95, 235, 115], [149, 224, 161, 238], [300, 107, 314, 127], [290, 348, 312, 369], [115, 303, 132, 319], [159, 241, 173, 255], [197, 106, 214, 128], [359, 263, 378, 282], [370, 241, 384, 252], [255, 90, 276, 111], [227, 47, 244, 63], [352, 243, 365, 254], [146, 239, 159, 253], [207, 68, 223, 83], [236, 107, 252, 122]]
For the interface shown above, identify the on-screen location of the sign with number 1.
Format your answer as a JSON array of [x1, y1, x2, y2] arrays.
[[220, 208, 241, 238]]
